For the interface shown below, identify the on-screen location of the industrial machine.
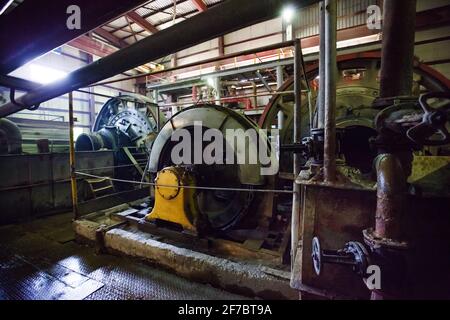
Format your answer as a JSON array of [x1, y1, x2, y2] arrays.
[[76, 93, 164, 152], [146, 104, 271, 235], [0, 118, 22, 155], [76, 93, 165, 189], [135, 53, 450, 273], [260, 52, 450, 174], [254, 42, 450, 298], [147, 166, 201, 234]]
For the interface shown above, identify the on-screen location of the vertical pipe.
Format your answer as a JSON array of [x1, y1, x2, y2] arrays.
[[277, 65, 285, 130], [323, 0, 337, 183], [380, 0, 417, 98], [68, 92, 79, 219], [192, 86, 198, 102], [375, 0, 417, 241], [252, 82, 258, 109], [152, 89, 159, 104], [317, 1, 326, 129], [213, 77, 221, 106], [291, 39, 302, 267], [218, 36, 225, 56], [370, 0, 417, 300], [375, 154, 406, 241], [153, 90, 161, 132], [86, 54, 97, 128]]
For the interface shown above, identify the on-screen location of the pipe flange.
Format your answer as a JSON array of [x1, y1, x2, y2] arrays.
[[363, 228, 409, 251]]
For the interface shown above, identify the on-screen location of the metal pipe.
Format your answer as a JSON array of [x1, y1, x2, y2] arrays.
[[68, 92, 79, 219], [323, 0, 337, 183], [291, 38, 302, 267], [161, 90, 300, 107], [256, 70, 273, 92], [252, 82, 258, 108], [368, 1, 418, 300], [276, 66, 285, 130], [0, 0, 320, 118], [0, 74, 130, 101], [380, 0, 417, 98], [317, 1, 326, 129], [153, 89, 161, 132], [374, 154, 406, 240], [91, 40, 297, 87], [213, 77, 222, 106]]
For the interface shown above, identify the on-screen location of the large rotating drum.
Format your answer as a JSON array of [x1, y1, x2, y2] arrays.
[[76, 93, 166, 190], [76, 93, 165, 153], [259, 52, 450, 174], [148, 104, 271, 232]]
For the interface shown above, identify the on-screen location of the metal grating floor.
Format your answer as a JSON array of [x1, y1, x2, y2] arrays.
[[0, 213, 248, 300]]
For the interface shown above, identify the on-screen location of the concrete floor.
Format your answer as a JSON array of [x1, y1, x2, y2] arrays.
[[0, 213, 248, 300]]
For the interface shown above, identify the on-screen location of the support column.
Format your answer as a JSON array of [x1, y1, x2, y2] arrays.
[[291, 39, 302, 269], [86, 53, 96, 128], [277, 65, 285, 130], [213, 77, 221, 105], [153, 90, 161, 132], [68, 92, 79, 219]]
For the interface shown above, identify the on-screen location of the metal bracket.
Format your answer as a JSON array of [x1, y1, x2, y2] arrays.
[[10, 88, 40, 111]]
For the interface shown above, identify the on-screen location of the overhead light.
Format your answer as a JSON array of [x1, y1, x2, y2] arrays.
[[0, 0, 14, 15], [282, 5, 295, 24], [29, 64, 68, 84]]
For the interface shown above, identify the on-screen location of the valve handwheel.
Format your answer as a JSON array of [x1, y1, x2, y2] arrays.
[[312, 237, 323, 276], [407, 92, 450, 146]]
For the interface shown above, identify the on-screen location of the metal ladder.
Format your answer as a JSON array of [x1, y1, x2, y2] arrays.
[[86, 178, 115, 199]]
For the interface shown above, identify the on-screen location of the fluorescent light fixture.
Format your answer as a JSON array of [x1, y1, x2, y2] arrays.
[[29, 64, 68, 84], [0, 0, 14, 15], [282, 5, 295, 24]]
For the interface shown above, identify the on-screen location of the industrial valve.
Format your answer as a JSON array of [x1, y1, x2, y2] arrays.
[[407, 92, 450, 146], [281, 128, 345, 165], [311, 237, 371, 277], [374, 92, 450, 149]]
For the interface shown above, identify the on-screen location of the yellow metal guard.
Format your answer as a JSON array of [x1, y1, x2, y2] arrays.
[[146, 167, 200, 233]]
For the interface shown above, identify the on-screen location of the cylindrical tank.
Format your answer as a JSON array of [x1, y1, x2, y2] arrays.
[[0, 118, 22, 155]]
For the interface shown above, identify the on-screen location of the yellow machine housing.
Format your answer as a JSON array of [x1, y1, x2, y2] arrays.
[[146, 166, 201, 233]]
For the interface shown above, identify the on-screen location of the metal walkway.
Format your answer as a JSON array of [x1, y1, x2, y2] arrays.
[[0, 213, 248, 300]]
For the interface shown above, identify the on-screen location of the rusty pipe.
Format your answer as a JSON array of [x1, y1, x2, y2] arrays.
[[380, 0, 417, 98], [374, 154, 407, 242]]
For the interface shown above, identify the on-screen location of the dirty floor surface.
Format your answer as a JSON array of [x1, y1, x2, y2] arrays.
[[0, 213, 248, 300]]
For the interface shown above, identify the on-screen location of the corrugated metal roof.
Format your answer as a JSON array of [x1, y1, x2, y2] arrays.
[[296, 0, 381, 39], [102, 0, 226, 44]]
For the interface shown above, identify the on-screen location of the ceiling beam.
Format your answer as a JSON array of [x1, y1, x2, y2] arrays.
[[93, 28, 128, 48], [0, 0, 14, 15], [126, 11, 159, 34], [68, 35, 117, 58], [69, 35, 150, 74], [191, 0, 207, 12], [0, 0, 150, 74]]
